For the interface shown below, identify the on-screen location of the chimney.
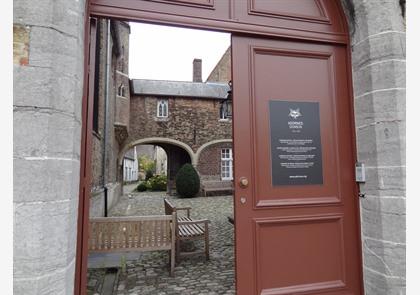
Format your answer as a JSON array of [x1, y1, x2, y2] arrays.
[[193, 58, 202, 82]]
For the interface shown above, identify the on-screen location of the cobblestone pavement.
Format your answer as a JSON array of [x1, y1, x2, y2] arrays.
[[88, 190, 236, 295]]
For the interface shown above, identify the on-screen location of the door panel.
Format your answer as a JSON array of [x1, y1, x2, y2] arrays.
[[233, 0, 346, 35], [232, 35, 362, 295], [90, 0, 231, 22]]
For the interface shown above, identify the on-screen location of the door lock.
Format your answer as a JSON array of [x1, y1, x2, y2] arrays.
[[240, 197, 246, 204], [239, 177, 249, 188]]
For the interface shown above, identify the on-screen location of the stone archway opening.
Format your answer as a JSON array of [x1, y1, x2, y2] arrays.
[[126, 142, 193, 195]]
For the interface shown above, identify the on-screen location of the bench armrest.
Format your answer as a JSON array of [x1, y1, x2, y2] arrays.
[[175, 207, 191, 218]]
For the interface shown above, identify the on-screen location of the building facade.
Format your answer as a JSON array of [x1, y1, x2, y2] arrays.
[[89, 19, 131, 217], [126, 77, 233, 191], [13, 1, 406, 294], [122, 147, 138, 182]]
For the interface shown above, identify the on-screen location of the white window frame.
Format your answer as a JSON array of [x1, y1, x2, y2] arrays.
[[157, 99, 169, 118], [219, 101, 232, 121], [221, 148, 233, 180], [118, 83, 125, 97]]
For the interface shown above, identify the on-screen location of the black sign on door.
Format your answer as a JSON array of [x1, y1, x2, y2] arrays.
[[269, 100, 323, 186]]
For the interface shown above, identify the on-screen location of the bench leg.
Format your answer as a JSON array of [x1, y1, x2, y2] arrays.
[[176, 239, 181, 263], [205, 225, 209, 260], [170, 250, 175, 277]]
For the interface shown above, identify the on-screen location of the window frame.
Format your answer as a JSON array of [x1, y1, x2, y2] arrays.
[[221, 148, 233, 180], [156, 99, 169, 118]]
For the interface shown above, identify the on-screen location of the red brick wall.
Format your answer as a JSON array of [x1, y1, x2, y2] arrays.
[[197, 142, 233, 177], [126, 96, 232, 152]]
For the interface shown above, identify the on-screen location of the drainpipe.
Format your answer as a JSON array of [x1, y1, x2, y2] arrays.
[[102, 19, 111, 217]]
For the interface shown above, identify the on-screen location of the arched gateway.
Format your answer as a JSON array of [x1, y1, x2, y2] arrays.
[[77, 1, 369, 294]]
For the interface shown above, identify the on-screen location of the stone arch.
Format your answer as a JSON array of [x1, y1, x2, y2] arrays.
[[195, 139, 233, 178], [118, 137, 195, 165], [196, 139, 233, 162]]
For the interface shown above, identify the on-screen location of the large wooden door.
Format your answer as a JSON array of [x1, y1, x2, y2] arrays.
[[232, 35, 363, 295]]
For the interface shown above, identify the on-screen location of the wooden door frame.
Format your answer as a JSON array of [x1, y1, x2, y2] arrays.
[[75, 2, 363, 294]]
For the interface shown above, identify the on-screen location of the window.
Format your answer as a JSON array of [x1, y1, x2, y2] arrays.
[[118, 83, 125, 97], [221, 148, 233, 180], [157, 99, 169, 118], [92, 24, 101, 133], [219, 101, 232, 120]]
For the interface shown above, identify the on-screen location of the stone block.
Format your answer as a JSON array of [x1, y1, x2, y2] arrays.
[[354, 89, 405, 127], [361, 166, 405, 197], [14, 260, 75, 295], [356, 121, 405, 167], [13, 157, 80, 203], [13, 109, 81, 159], [13, 24, 30, 66], [362, 236, 405, 278], [29, 25, 83, 71], [363, 267, 405, 295], [361, 196, 406, 243], [13, 0, 86, 39], [14, 199, 78, 278], [14, 65, 83, 119], [352, 31, 406, 70], [352, 0, 405, 42], [353, 60, 405, 97]]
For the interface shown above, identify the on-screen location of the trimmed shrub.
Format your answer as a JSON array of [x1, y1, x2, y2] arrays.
[[175, 163, 200, 198], [136, 182, 148, 192], [148, 175, 167, 191]]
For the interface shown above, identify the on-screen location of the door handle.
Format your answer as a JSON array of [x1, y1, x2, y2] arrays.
[[239, 177, 249, 188]]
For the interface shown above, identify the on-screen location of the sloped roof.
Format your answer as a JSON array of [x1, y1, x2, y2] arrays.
[[130, 79, 230, 100]]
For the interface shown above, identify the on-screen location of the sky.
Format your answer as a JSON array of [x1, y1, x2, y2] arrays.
[[129, 22, 231, 82]]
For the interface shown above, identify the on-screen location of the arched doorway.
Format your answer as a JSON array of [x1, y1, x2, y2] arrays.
[[77, 2, 364, 294], [119, 138, 194, 194]]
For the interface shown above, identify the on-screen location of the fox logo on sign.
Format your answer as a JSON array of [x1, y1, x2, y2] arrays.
[[288, 108, 302, 119]]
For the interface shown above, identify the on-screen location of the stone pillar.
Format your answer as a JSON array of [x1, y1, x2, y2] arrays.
[[13, 0, 86, 294], [342, 0, 406, 294]]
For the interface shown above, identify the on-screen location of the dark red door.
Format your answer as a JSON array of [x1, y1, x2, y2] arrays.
[[232, 35, 363, 295]]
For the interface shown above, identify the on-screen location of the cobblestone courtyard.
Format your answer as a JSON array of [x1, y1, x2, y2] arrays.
[[88, 189, 236, 294]]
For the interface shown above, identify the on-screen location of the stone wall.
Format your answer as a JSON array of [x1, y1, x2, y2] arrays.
[[206, 47, 231, 83], [341, 0, 406, 294], [127, 96, 232, 152], [13, 0, 86, 294]]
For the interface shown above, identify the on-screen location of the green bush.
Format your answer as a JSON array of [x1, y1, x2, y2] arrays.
[[136, 182, 148, 192], [175, 163, 200, 198], [139, 155, 156, 180], [148, 175, 167, 191], [145, 169, 154, 181]]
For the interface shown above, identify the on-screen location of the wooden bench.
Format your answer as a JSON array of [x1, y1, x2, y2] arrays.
[[201, 179, 233, 197], [164, 199, 210, 262], [88, 214, 176, 276]]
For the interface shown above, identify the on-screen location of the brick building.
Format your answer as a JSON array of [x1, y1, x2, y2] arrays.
[[126, 71, 233, 192], [206, 47, 231, 83], [90, 19, 131, 217]]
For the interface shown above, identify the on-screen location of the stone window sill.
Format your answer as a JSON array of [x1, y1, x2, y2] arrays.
[[155, 117, 169, 122]]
